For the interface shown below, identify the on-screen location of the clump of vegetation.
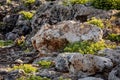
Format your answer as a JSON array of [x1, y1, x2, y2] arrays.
[[17, 75, 51, 80], [37, 60, 53, 68], [107, 33, 120, 42], [64, 40, 115, 54], [87, 17, 104, 29], [22, 0, 35, 6], [0, 40, 14, 47], [59, 76, 71, 80], [91, 0, 120, 10], [63, 0, 90, 5], [13, 64, 37, 73], [19, 11, 34, 20]]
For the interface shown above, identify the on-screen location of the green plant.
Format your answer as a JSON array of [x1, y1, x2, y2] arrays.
[[63, 0, 90, 5], [37, 60, 52, 68], [91, 0, 120, 10], [107, 33, 120, 42], [59, 76, 71, 80], [22, 0, 35, 6], [17, 75, 51, 80], [19, 11, 34, 20], [13, 64, 37, 73], [87, 17, 104, 29], [64, 40, 115, 54], [0, 40, 14, 47]]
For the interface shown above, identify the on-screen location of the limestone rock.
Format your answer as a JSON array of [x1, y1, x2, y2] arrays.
[[31, 21, 103, 53], [55, 53, 113, 76], [108, 64, 120, 80], [78, 77, 103, 80], [4, 69, 25, 80], [98, 47, 120, 65]]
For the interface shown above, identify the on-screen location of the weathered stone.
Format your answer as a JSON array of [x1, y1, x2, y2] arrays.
[[78, 77, 103, 80], [108, 64, 120, 80], [31, 21, 103, 53], [32, 2, 116, 32], [55, 53, 113, 76], [4, 69, 25, 80], [98, 47, 120, 65], [36, 69, 61, 79], [6, 32, 19, 40]]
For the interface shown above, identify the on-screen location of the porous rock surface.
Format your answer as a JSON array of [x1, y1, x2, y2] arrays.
[[55, 53, 113, 76], [31, 20, 103, 53], [78, 77, 103, 80], [108, 64, 120, 80]]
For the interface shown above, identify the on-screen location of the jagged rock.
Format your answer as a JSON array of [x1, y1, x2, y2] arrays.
[[2, 14, 19, 34], [108, 64, 120, 80], [4, 69, 25, 80], [78, 77, 103, 80], [6, 32, 19, 40], [98, 47, 120, 65], [36, 69, 61, 79], [55, 53, 113, 76], [32, 2, 115, 32], [31, 21, 103, 53]]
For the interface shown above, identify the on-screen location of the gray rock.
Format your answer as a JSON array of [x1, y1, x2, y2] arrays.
[[78, 77, 103, 80], [98, 47, 120, 65], [36, 69, 61, 79], [108, 64, 120, 80], [6, 32, 19, 40], [32, 2, 115, 32], [55, 53, 113, 76], [4, 69, 25, 80]]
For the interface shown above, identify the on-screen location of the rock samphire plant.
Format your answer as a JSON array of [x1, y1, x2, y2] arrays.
[[13, 64, 37, 73], [19, 11, 34, 20], [64, 40, 115, 54]]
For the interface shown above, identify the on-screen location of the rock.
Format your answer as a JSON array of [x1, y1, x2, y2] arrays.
[[98, 47, 120, 65], [36, 69, 61, 79], [55, 53, 80, 72], [108, 64, 120, 80], [31, 21, 103, 53], [6, 32, 19, 40], [78, 77, 103, 80], [55, 53, 113, 76], [4, 69, 25, 80], [32, 2, 113, 32], [2, 14, 19, 34]]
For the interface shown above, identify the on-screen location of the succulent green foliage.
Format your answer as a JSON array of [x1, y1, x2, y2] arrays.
[[87, 17, 104, 29], [13, 64, 37, 73], [37, 60, 53, 68], [64, 41, 115, 54], [91, 0, 120, 10], [0, 40, 14, 47], [19, 11, 34, 20], [22, 0, 35, 6], [63, 0, 90, 5], [107, 33, 120, 42], [17, 75, 51, 80]]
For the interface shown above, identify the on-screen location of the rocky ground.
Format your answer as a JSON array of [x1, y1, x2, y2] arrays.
[[0, 0, 120, 80]]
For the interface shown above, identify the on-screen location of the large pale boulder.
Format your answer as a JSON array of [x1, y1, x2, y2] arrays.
[[31, 21, 103, 53]]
